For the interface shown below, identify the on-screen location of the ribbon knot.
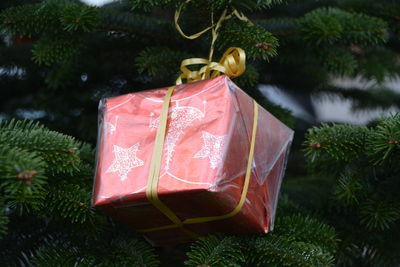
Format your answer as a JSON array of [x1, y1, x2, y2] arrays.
[[176, 47, 246, 85]]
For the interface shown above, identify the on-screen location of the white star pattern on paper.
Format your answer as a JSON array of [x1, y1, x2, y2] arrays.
[[150, 106, 204, 170], [106, 143, 144, 181], [194, 131, 226, 169]]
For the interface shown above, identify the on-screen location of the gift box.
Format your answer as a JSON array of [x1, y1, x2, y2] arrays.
[[92, 75, 293, 246]]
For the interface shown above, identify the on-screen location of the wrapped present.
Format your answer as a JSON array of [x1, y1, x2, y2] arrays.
[[92, 75, 293, 246]]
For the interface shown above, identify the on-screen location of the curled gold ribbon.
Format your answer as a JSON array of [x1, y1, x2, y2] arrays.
[[174, 0, 252, 62], [136, 2, 255, 238], [176, 47, 246, 85]]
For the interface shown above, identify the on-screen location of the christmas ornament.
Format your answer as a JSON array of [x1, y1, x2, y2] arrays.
[[92, 2, 293, 246], [92, 73, 293, 245]]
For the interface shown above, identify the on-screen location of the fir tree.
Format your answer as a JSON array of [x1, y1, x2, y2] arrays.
[[1, 0, 399, 266]]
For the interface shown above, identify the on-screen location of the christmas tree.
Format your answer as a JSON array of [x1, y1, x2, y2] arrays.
[[1, 0, 399, 266]]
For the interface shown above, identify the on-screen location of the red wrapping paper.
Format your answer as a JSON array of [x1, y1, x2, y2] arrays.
[[92, 76, 293, 246]]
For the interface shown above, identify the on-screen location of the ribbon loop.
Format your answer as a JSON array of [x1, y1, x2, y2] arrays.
[[176, 47, 246, 85], [174, 0, 214, 40]]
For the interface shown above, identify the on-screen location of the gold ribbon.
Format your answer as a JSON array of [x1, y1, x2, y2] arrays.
[[176, 47, 246, 85], [144, 86, 199, 239], [137, 0, 258, 238], [174, 0, 252, 61], [138, 89, 259, 235]]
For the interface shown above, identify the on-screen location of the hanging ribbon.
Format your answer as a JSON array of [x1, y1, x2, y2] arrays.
[[176, 47, 246, 85], [137, 1, 258, 238], [174, 1, 252, 84]]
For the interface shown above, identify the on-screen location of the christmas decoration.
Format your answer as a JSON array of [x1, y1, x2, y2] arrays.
[[2, 0, 399, 265], [92, 1, 293, 246], [92, 74, 293, 245]]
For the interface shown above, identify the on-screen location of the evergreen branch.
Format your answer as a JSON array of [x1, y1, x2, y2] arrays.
[[316, 46, 358, 75], [33, 238, 161, 266], [185, 234, 245, 267], [129, 0, 180, 11], [250, 235, 335, 267], [128, 0, 283, 12], [1, 1, 100, 37], [231, 0, 284, 11], [336, 0, 400, 32], [77, 142, 95, 165], [218, 19, 278, 60], [358, 46, 400, 82], [0, 3, 60, 37], [98, 8, 177, 43], [41, 183, 95, 225], [256, 17, 299, 37], [274, 214, 338, 253], [135, 46, 191, 81], [360, 199, 400, 231], [366, 113, 400, 164], [60, 4, 99, 33], [32, 36, 83, 66], [104, 239, 160, 267], [31, 240, 96, 266], [333, 172, 364, 206], [0, 119, 82, 174], [0, 144, 47, 209], [299, 7, 388, 45], [304, 123, 368, 166]]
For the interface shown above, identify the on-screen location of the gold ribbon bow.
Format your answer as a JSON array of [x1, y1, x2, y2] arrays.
[[174, 0, 252, 85], [176, 47, 246, 85], [137, 1, 258, 238]]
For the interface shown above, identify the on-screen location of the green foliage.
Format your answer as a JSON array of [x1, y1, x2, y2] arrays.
[[333, 172, 364, 206], [251, 235, 334, 267], [98, 7, 176, 43], [0, 145, 47, 210], [1, 0, 400, 266], [304, 123, 368, 165], [273, 214, 338, 252], [245, 213, 337, 267], [299, 7, 388, 45], [31, 238, 161, 266], [185, 234, 245, 267], [108, 239, 160, 267], [32, 36, 82, 66], [366, 113, 400, 164], [31, 240, 96, 266], [318, 47, 358, 76], [60, 4, 99, 32], [359, 199, 400, 231], [42, 183, 95, 224], [135, 46, 190, 81], [129, 0, 179, 11], [185, 212, 338, 267], [128, 0, 283, 12], [303, 114, 400, 265], [0, 120, 82, 174], [0, 3, 59, 37], [218, 19, 278, 60], [358, 46, 400, 82]]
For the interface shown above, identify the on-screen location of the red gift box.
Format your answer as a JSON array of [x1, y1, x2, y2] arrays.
[[92, 75, 293, 246]]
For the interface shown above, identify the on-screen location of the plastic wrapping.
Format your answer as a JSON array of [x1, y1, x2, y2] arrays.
[[92, 75, 294, 246]]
